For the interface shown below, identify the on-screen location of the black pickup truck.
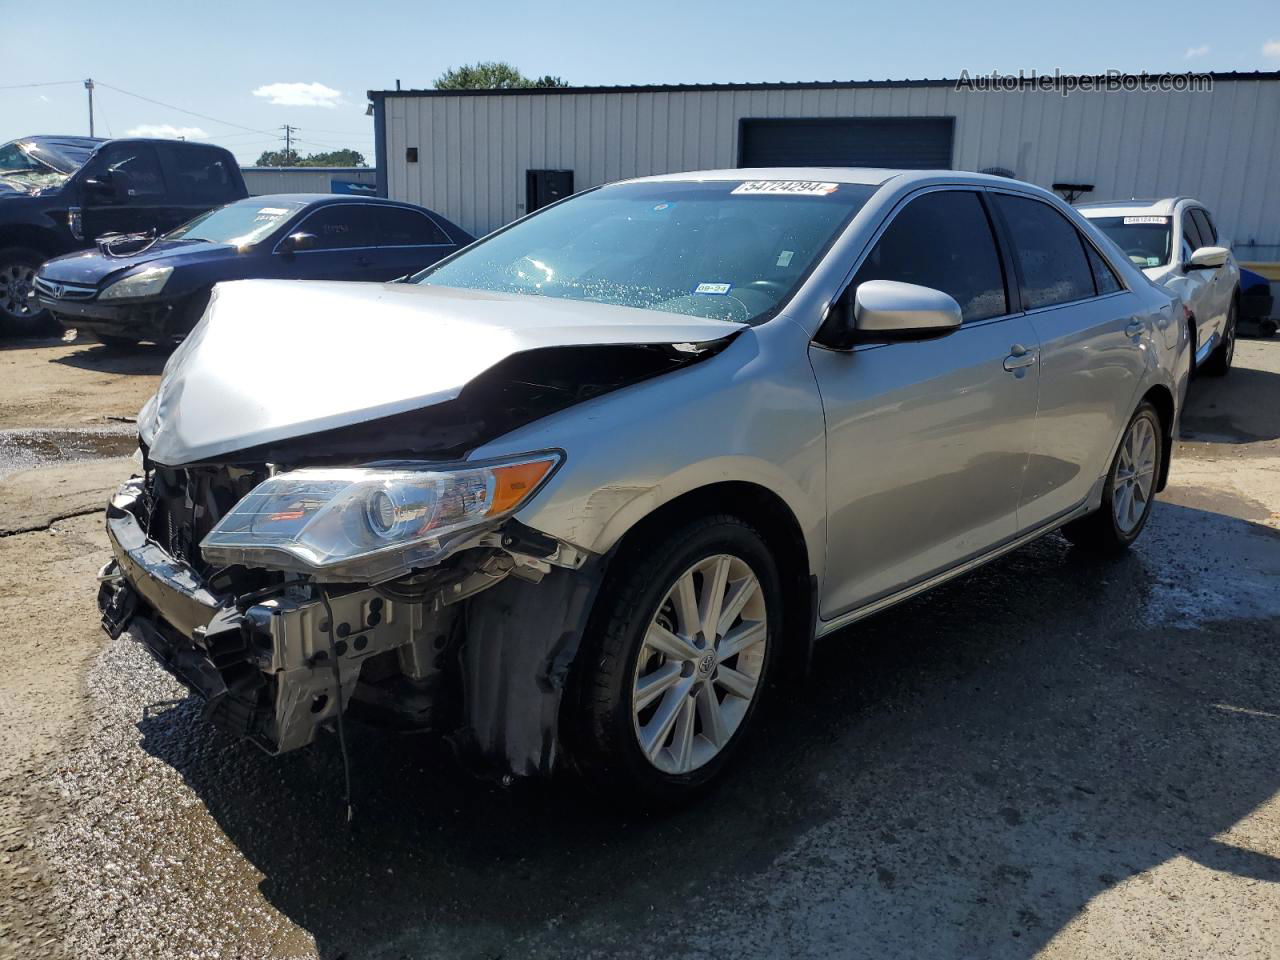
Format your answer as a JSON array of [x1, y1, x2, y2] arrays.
[[0, 136, 247, 335]]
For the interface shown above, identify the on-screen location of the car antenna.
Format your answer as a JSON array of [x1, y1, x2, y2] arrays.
[[318, 586, 356, 827]]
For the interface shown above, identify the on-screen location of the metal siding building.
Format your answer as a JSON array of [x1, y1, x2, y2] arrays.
[[241, 166, 376, 196], [370, 74, 1280, 252]]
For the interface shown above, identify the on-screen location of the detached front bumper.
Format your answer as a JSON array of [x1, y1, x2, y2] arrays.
[[98, 478, 453, 753]]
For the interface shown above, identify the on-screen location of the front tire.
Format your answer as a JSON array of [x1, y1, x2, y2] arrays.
[[1062, 401, 1163, 553], [0, 247, 54, 337], [571, 514, 781, 807]]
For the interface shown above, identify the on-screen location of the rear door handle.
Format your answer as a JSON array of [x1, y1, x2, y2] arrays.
[[355, 255, 372, 267], [1003, 344, 1037, 372], [1125, 318, 1145, 337]]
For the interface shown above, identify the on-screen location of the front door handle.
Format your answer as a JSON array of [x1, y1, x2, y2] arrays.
[[1125, 318, 1145, 338], [1003, 344, 1037, 372], [355, 254, 372, 267]]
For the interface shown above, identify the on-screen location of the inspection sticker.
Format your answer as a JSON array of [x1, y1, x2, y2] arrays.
[[732, 180, 839, 196], [693, 282, 732, 295], [1123, 216, 1168, 225]]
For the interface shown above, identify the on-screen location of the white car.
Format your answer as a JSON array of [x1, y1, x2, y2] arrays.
[[1080, 198, 1239, 376]]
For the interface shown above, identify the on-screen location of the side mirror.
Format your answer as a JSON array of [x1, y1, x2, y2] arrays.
[[1185, 245, 1229, 270], [280, 231, 318, 255], [82, 171, 117, 200], [852, 280, 963, 342]]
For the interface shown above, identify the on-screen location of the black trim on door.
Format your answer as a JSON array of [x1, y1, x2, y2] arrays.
[[979, 191, 1024, 316]]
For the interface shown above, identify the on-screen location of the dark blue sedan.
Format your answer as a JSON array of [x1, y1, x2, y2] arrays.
[[34, 194, 473, 347]]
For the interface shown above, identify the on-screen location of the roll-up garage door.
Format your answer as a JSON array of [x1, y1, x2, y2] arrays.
[[738, 117, 955, 169]]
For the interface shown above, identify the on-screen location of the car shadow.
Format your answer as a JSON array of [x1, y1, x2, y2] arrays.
[[49, 339, 171, 376], [134, 500, 1280, 959]]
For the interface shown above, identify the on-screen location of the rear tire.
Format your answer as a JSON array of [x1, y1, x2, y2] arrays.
[[570, 514, 782, 808], [1062, 402, 1163, 554], [1201, 299, 1237, 377], [0, 247, 55, 337]]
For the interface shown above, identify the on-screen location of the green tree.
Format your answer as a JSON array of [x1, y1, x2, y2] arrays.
[[254, 148, 367, 167], [300, 148, 366, 167], [255, 148, 300, 166], [434, 62, 569, 90]]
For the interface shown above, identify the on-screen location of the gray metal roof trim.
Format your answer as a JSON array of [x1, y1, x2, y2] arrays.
[[367, 71, 1280, 99]]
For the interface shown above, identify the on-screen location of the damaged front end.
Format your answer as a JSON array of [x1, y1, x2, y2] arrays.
[[98, 282, 740, 774], [99, 466, 591, 763]]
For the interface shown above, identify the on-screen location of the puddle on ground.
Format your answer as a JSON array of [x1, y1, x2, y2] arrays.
[[0, 426, 138, 480]]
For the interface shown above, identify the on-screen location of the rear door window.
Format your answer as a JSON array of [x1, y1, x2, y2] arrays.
[[851, 190, 1008, 322], [375, 206, 452, 246], [167, 146, 239, 204], [992, 194, 1095, 309], [296, 204, 378, 250]]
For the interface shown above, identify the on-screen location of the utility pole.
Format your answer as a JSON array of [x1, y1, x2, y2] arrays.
[[279, 124, 298, 164], [85, 79, 95, 137]]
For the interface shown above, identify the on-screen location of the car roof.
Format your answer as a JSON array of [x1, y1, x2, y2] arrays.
[[1078, 197, 1201, 217], [232, 193, 411, 207], [619, 167, 1058, 193]]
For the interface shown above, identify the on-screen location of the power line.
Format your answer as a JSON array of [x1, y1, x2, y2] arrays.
[[0, 80, 81, 90], [96, 82, 277, 136]]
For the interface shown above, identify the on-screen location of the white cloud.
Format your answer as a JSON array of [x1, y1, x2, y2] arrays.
[[252, 82, 344, 108], [1264, 39, 1280, 58], [126, 123, 209, 139], [1184, 45, 1209, 59]]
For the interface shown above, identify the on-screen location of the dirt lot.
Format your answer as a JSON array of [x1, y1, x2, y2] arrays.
[[1, 332, 1278, 960]]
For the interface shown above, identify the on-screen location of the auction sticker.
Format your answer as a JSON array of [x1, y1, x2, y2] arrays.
[[1123, 216, 1168, 225], [732, 180, 839, 196]]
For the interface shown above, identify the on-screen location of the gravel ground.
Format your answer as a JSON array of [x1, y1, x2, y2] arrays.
[[1, 334, 1277, 960]]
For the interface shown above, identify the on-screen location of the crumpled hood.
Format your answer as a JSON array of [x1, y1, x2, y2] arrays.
[[140, 279, 743, 466]]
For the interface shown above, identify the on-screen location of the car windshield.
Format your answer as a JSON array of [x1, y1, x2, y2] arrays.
[[414, 180, 878, 324], [0, 139, 94, 189], [1088, 216, 1172, 268], [165, 200, 306, 246]]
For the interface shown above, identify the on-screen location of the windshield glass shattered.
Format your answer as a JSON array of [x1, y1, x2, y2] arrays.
[[166, 200, 305, 246], [0, 138, 97, 191], [414, 180, 877, 324]]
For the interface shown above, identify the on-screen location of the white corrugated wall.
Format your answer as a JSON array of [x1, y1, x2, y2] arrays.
[[242, 167, 377, 196], [382, 79, 1280, 245]]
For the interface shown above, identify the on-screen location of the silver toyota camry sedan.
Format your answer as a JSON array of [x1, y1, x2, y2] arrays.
[[98, 168, 1189, 806]]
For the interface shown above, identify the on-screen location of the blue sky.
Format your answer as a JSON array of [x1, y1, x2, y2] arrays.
[[4, 0, 1279, 165]]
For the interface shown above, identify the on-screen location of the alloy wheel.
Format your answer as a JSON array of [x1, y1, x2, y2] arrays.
[[631, 553, 768, 775], [0, 261, 37, 318], [1112, 415, 1157, 534]]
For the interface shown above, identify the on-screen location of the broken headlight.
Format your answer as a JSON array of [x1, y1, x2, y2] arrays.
[[199, 453, 562, 581]]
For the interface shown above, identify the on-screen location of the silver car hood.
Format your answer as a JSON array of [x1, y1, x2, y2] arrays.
[[139, 279, 743, 466]]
